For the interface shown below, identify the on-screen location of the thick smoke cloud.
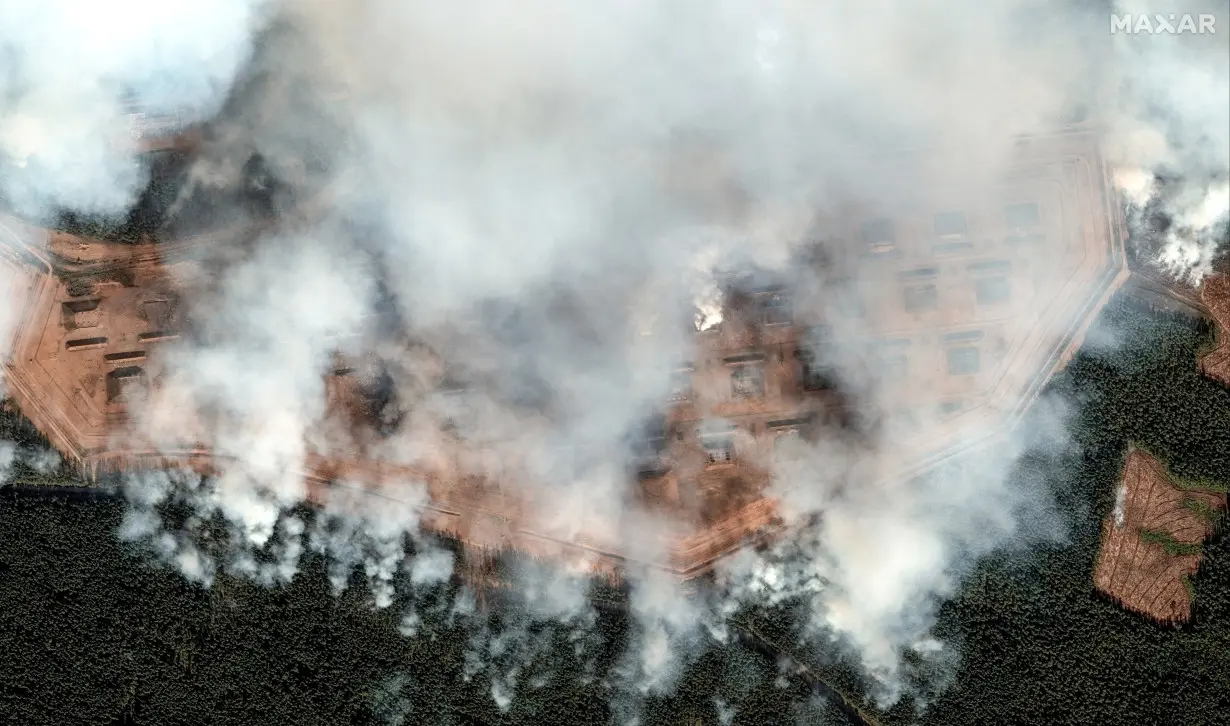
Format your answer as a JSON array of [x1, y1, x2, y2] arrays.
[[0, 0, 266, 217], [1108, 0, 1230, 280], [1, 0, 1228, 715]]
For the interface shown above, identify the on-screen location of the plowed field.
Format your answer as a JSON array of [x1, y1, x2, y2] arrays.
[[1093, 449, 1225, 623]]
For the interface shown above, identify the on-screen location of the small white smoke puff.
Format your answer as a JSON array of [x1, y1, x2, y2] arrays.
[[0, 440, 16, 486]]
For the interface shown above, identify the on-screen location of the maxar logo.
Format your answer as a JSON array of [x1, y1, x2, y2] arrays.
[[1110, 14, 1217, 34]]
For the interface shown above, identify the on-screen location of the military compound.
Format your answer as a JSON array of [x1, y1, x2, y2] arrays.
[[0, 127, 1130, 580]]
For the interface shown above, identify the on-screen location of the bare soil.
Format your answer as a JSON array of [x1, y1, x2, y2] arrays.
[[1199, 274, 1230, 386], [1093, 450, 1225, 623]]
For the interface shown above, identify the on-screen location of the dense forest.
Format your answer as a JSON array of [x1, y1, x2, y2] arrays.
[[0, 491, 853, 726], [2, 292, 1230, 725]]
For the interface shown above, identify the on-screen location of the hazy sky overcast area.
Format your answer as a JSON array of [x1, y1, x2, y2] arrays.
[[1, 0, 1228, 716]]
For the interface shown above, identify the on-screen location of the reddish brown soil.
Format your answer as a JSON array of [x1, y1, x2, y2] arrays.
[[137, 127, 204, 154], [1200, 274, 1230, 386], [1093, 450, 1225, 624]]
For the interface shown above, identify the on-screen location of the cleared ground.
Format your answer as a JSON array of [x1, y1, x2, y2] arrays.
[[1199, 274, 1230, 385], [1093, 449, 1225, 623]]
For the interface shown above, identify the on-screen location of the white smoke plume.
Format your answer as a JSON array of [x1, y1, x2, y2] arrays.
[[0, 0, 1227, 717], [0, 0, 266, 218], [24, 447, 61, 475], [0, 439, 15, 485], [723, 395, 1075, 702], [1106, 0, 1230, 282]]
